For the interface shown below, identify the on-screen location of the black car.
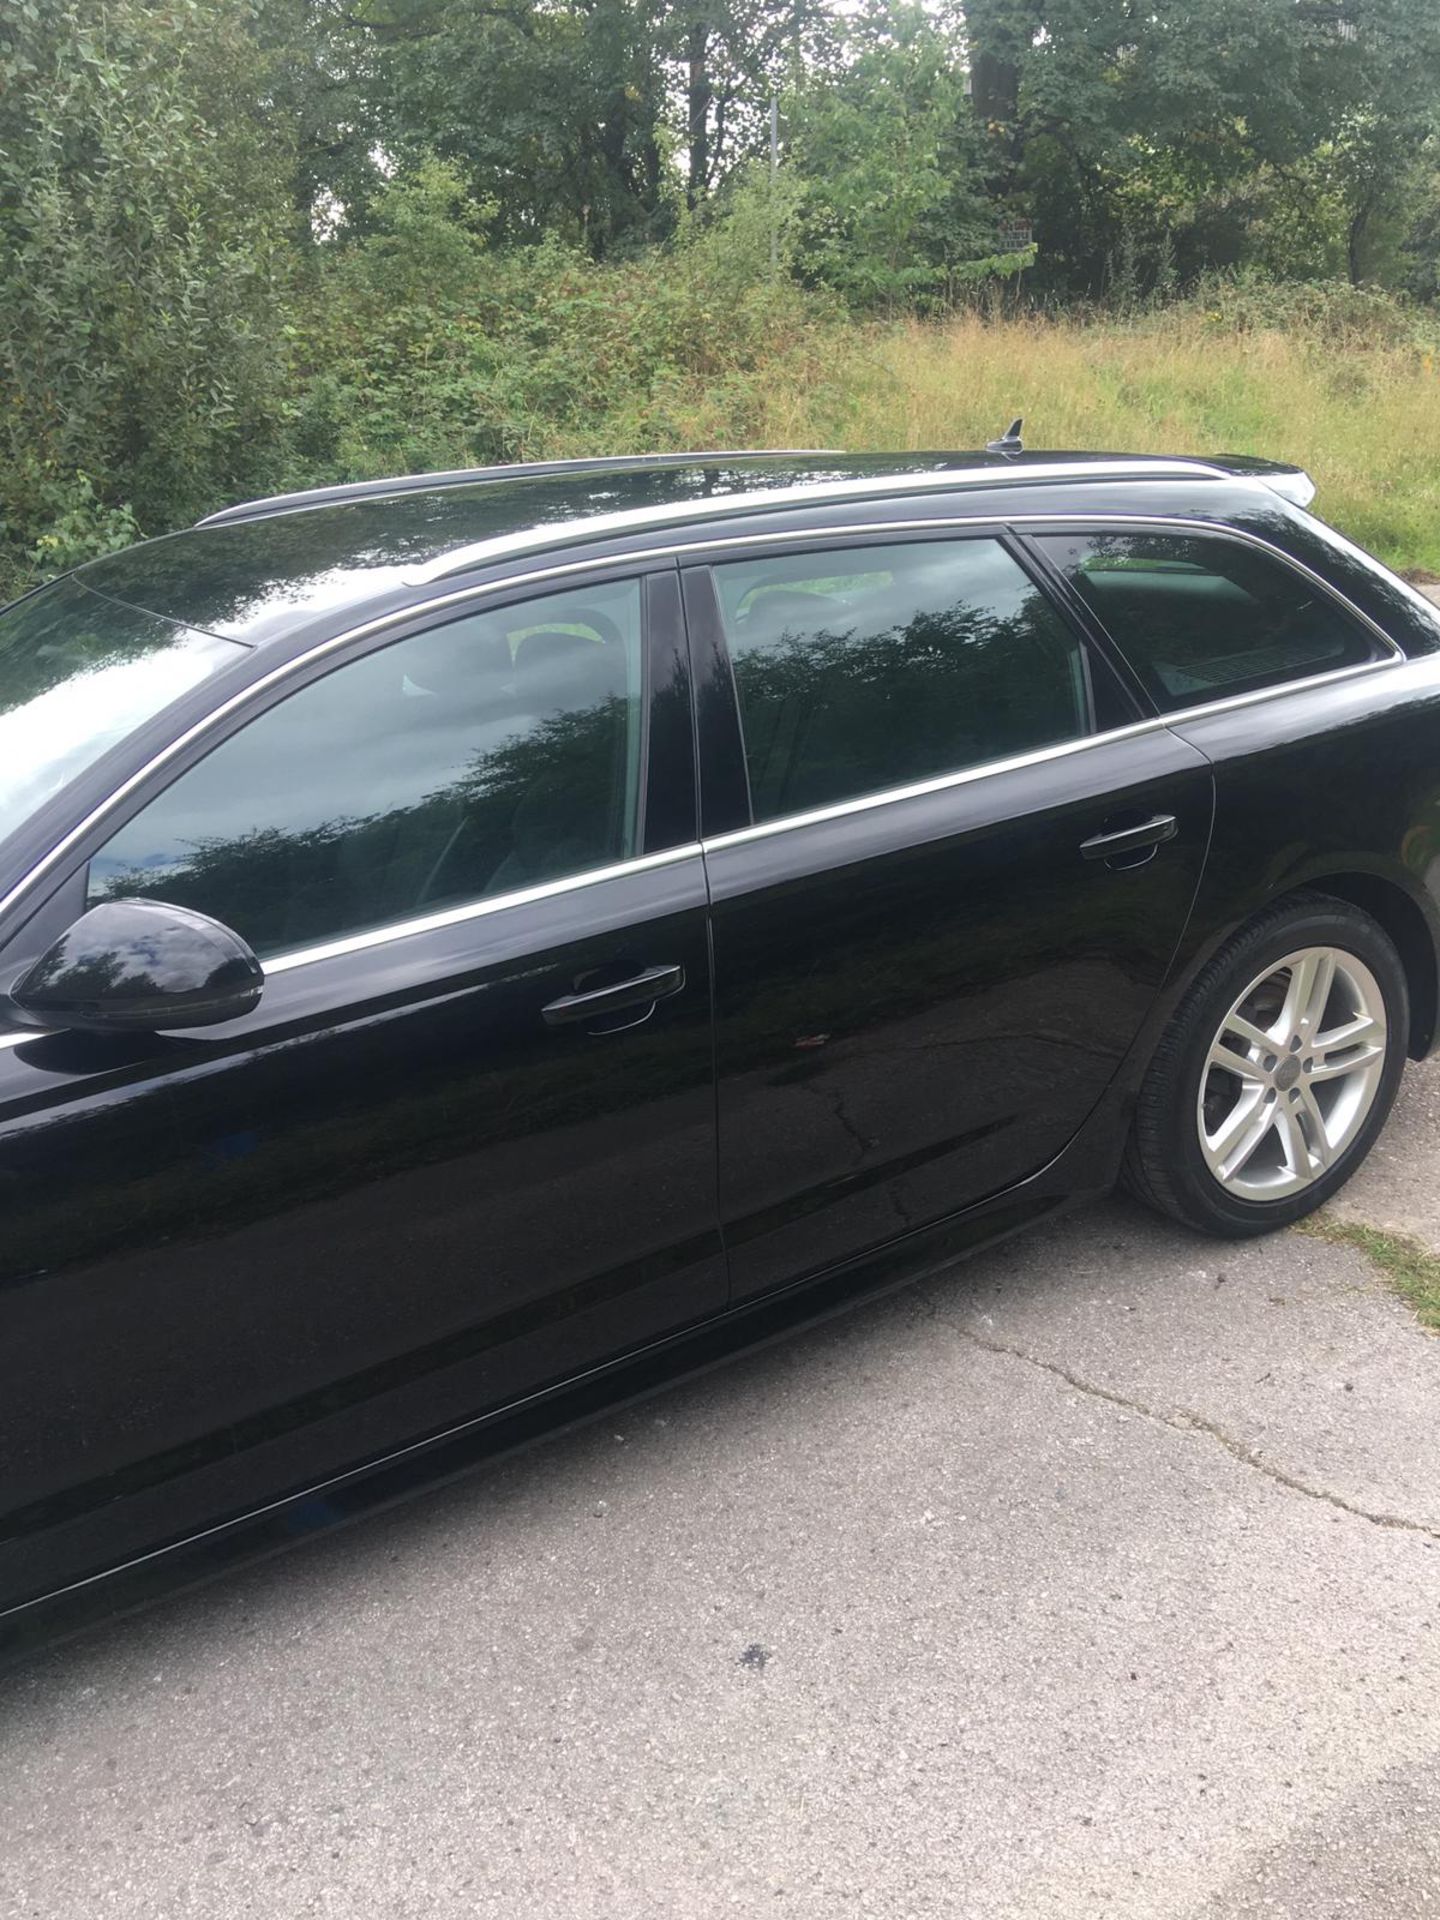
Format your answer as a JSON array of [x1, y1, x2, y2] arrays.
[[5, 446, 1440, 1654]]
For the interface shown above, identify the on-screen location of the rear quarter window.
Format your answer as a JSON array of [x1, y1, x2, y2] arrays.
[[1035, 530, 1385, 711]]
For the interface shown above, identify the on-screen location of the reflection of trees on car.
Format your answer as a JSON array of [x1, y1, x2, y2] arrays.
[[93, 693, 631, 956], [733, 600, 1083, 818]]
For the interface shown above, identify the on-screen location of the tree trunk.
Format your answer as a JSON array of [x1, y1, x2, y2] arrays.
[[965, 0, 1042, 196], [1347, 195, 1373, 287], [686, 21, 711, 209]]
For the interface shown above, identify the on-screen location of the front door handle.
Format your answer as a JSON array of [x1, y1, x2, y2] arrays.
[[1079, 814, 1178, 862], [541, 963, 685, 1027]]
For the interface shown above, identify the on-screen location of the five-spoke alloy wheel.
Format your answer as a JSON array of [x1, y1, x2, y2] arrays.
[[1198, 946, 1388, 1200], [1126, 896, 1408, 1236]]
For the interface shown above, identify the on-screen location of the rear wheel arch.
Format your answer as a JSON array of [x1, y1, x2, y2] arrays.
[[1124, 890, 1410, 1235], [1302, 871, 1438, 1058]]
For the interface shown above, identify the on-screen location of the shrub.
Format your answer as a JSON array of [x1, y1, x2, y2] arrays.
[[1181, 270, 1439, 350], [282, 163, 835, 481], [0, 0, 295, 593]]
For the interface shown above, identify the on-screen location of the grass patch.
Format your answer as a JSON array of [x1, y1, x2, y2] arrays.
[[822, 314, 1440, 576], [645, 309, 1440, 576], [355, 303, 1440, 576], [1298, 1213, 1440, 1330]]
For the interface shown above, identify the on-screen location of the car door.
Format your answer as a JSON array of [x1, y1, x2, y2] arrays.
[[682, 526, 1215, 1302], [0, 566, 724, 1619]]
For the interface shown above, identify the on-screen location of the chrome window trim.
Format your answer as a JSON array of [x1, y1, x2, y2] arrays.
[[1292, 511, 1440, 642], [700, 657, 1401, 855], [1147, 655, 1402, 725], [0, 842, 705, 1047], [701, 717, 1169, 852], [263, 841, 705, 975], [0, 507, 1407, 946], [399, 461, 1235, 585], [1004, 513, 1407, 665], [0, 553, 681, 931], [656, 510, 1405, 663], [0, 651, 1396, 1031]]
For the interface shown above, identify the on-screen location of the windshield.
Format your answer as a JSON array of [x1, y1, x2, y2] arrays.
[[0, 576, 245, 826]]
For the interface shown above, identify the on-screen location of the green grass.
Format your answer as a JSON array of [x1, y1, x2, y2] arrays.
[[1298, 1213, 1440, 1330], [627, 308, 1440, 576]]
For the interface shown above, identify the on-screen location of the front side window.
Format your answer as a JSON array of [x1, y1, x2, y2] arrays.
[[1035, 530, 1383, 711], [710, 538, 1090, 824], [86, 577, 645, 957]]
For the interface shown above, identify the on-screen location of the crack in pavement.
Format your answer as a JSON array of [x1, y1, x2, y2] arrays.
[[918, 1298, 1440, 1543]]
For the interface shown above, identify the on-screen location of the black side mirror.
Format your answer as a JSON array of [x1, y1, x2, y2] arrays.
[[9, 898, 264, 1034]]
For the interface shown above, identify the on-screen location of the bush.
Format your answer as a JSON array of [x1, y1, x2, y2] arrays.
[[1180, 270, 1439, 350], [0, 0, 295, 594], [282, 163, 837, 481]]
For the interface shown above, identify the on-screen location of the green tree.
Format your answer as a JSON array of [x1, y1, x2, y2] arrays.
[[787, 0, 996, 308], [964, 0, 1440, 292], [0, 0, 296, 591], [337, 0, 830, 258]]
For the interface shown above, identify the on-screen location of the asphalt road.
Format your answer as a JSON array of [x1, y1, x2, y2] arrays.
[[3, 1042, 1439, 1920]]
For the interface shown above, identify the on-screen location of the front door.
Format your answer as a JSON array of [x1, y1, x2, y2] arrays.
[[0, 568, 724, 1618], [684, 530, 1213, 1300]]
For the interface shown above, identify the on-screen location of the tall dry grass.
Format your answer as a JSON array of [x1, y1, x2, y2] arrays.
[[692, 309, 1440, 574]]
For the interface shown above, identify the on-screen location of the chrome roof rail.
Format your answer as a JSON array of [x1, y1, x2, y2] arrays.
[[399, 458, 1236, 587], [193, 450, 845, 529]]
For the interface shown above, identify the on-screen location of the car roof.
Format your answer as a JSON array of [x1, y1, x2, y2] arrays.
[[70, 448, 1299, 647]]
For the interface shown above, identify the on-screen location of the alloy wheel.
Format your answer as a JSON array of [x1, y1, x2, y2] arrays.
[[1196, 944, 1389, 1201]]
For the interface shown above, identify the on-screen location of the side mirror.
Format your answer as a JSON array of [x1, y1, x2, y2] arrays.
[[9, 898, 264, 1034]]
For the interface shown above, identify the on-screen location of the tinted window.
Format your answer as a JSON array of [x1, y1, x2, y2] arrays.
[[1036, 530, 1382, 710], [712, 539, 1089, 823], [87, 578, 645, 957]]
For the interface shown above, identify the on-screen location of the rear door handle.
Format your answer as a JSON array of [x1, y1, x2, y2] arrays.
[[541, 964, 685, 1027], [1079, 814, 1178, 861]]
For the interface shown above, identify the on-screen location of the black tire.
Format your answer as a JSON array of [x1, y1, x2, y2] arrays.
[[1123, 892, 1409, 1237]]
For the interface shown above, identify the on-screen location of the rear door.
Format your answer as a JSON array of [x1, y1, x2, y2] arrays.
[[683, 527, 1214, 1301], [0, 566, 725, 1619]]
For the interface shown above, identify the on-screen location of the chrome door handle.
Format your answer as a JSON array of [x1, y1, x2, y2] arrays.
[[541, 964, 685, 1027], [1079, 814, 1178, 861]]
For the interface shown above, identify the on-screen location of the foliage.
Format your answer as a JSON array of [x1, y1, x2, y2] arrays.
[[346, 0, 833, 257], [24, 479, 144, 580], [0, 0, 295, 597], [785, 0, 1000, 309], [967, 0, 1440, 295], [285, 160, 833, 477], [5, 0, 1440, 597], [797, 298, 1440, 575]]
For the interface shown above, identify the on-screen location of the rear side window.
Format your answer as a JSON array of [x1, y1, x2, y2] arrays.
[[710, 538, 1091, 824], [1035, 530, 1383, 711]]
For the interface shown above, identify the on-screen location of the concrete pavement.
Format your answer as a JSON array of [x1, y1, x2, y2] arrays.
[[3, 1059, 1439, 1919]]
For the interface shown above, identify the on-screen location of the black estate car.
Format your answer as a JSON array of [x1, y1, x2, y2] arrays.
[[5, 445, 1440, 1652]]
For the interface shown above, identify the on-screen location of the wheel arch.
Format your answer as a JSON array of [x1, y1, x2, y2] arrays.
[[1301, 869, 1439, 1058]]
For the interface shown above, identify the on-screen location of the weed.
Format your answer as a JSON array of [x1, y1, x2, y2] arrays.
[[1298, 1213, 1440, 1330]]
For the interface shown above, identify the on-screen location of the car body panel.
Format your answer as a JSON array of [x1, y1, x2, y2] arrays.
[[0, 852, 723, 1614], [703, 724, 1214, 1298], [1161, 652, 1440, 1045]]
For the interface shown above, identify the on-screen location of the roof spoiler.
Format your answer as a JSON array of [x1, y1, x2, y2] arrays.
[[1209, 454, 1316, 510]]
